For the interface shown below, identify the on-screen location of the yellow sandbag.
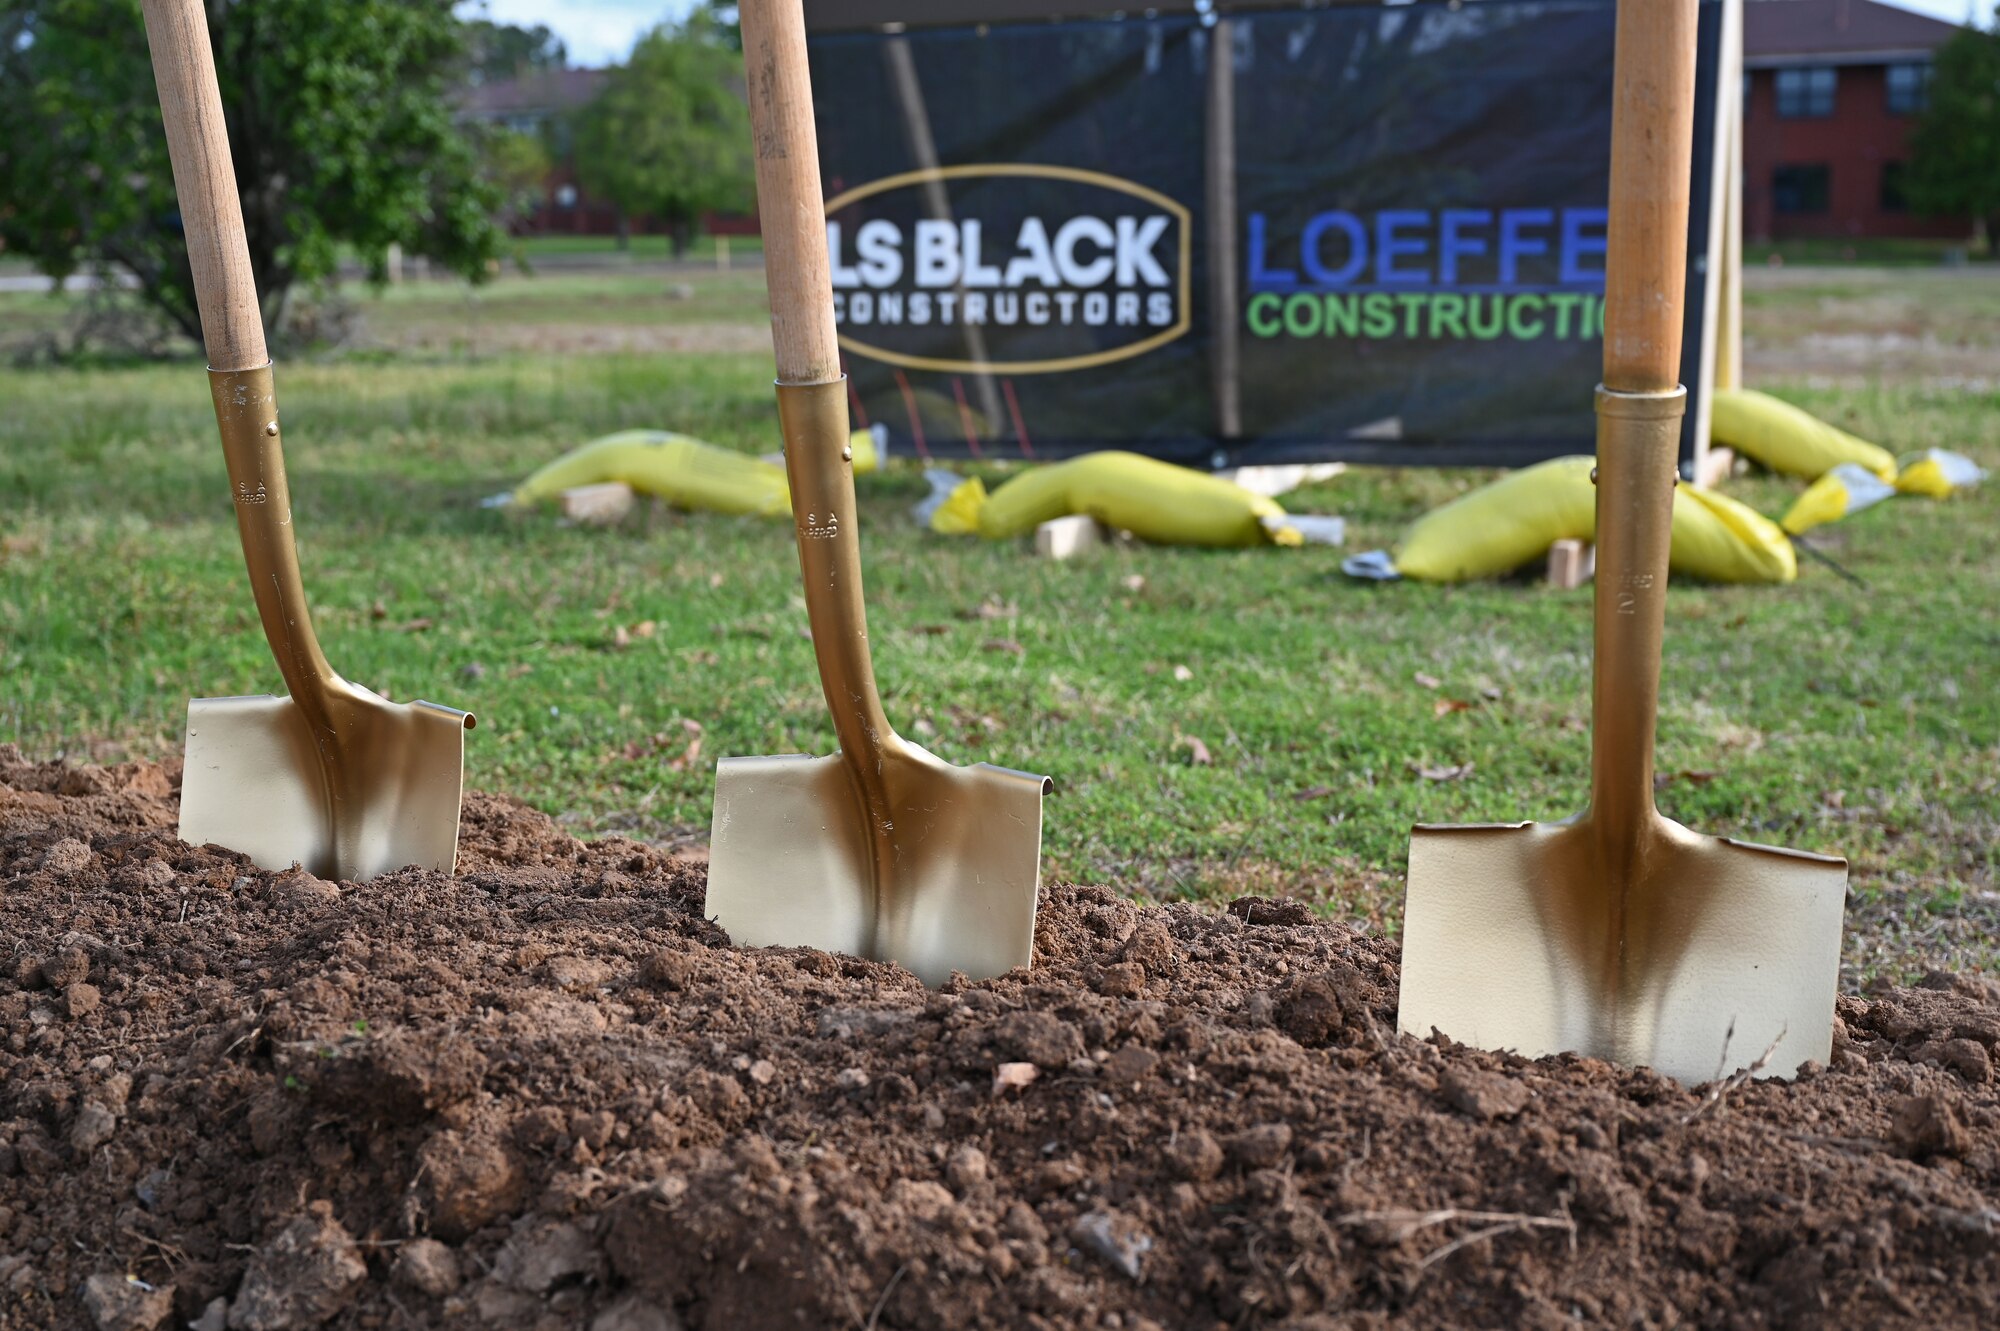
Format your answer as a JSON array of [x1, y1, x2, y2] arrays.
[[1392, 455, 1795, 584], [1781, 463, 1898, 535], [1709, 388, 1896, 482], [932, 451, 1302, 548], [1673, 483, 1797, 584], [1395, 457, 1599, 581], [504, 428, 880, 518], [1893, 449, 1987, 498]]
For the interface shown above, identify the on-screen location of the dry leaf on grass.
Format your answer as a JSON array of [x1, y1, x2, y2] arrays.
[[982, 638, 1026, 656], [1414, 671, 1443, 689], [1172, 664, 1195, 682], [1413, 762, 1474, 782], [1178, 736, 1213, 766], [1433, 698, 1475, 717]]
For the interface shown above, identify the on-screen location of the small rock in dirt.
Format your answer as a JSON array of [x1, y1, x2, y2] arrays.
[[1118, 918, 1176, 975], [1226, 895, 1315, 926], [946, 1144, 989, 1191], [1166, 1129, 1224, 1182], [591, 1295, 683, 1331], [835, 1067, 871, 1093], [136, 859, 176, 890], [1101, 1046, 1158, 1084], [992, 1062, 1039, 1095], [1891, 1093, 1969, 1160], [1226, 1123, 1294, 1170], [394, 1238, 462, 1297], [1438, 1066, 1530, 1121], [639, 950, 692, 990], [412, 1131, 526, 1241], [41, 946, 91, 989], [42, 838, 93, 874], [493, 1219, 604, 1293], [1001, 1200, 1047, 1243], [992, 1010, 1085, 1069], [228, 1212, 366, 1330], [70, 1101, 118, 1153], [81, 1273, 174, 1331], [747, 1058, 776, 1086], [64, 982, 101, 1018], [1070, 1210, 1152, 1282], [270, 868, 338, 911], [1094, 962, 1145, 998], [190, 1298, 230, 1331]]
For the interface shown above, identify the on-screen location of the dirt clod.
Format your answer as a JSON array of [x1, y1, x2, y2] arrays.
[[1891, 1092, 1970, 1160], [1438, 1065, 1532, 1121], [80, 1274, 174, 1331], [40, 947, 90, 989], [4, 756, 1999, 1330], [42, 838, 92, 875], [392, 1239, 461, 1297], [226, 1212, 366, 1330]]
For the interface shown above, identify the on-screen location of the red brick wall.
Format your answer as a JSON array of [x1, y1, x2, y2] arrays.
[[1742, 63, 1968, 242]]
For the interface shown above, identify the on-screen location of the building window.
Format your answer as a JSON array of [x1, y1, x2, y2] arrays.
[[1773, 164, 1831, 215], [1880, 162, 1908, 213], [1775, 67, 1836, 118], [1886, 63, 1931, 115]]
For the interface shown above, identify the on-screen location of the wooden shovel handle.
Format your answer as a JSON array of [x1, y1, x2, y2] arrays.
[[141, 0, 265, 371], [1602, 0, 1700, 393], [739, 0, 842, 386]]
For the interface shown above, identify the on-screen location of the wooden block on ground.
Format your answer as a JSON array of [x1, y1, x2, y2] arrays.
[[1547, 539, 1595, 589], [559, 481, 635, 525], [1035, 515, 1105, 560], [1695, 446, 1735, 490]]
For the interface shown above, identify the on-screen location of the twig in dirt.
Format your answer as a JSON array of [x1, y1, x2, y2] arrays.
[[1336, 1206, 1576, 1268], [864, 1263, 908, 1331], [1680, 1026, 1785, 1125]]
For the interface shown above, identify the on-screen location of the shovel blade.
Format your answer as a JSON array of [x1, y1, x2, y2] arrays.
[[1397, 819, 1845, 1083], [180, 692, 467, 881], [707, 752, 1047, 985]]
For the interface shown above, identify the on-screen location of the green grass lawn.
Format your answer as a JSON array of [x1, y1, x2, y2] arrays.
[[2, 266, 1995, 985]]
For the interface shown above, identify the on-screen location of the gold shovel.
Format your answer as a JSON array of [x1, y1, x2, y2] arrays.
[[1394, 0, 1845, 1083], [705, 0, 1051, 985], [145, 0, 472, 881]]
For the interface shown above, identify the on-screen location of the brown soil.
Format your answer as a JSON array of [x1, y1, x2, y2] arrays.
[[3, 749, 1997, 1331]]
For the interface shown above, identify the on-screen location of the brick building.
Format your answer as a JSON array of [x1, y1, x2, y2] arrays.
[[1743, 0, 1971, 241]]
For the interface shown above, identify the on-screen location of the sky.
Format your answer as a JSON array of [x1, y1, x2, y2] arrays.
[[463, 0, 1989, 68]]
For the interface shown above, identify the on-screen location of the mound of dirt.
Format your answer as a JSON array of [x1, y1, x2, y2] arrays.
[[3, 748, 1997, 1330]]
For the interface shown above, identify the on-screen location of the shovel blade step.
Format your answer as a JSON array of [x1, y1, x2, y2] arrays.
[[1397, 818, 1845, 1084], [180, 693, 467, 881]]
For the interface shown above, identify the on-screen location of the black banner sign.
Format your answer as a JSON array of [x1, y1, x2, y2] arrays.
[[808, 1, 1721, 467]]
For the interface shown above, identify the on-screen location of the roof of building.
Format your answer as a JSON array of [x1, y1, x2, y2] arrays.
[[459, 67, 608, 120], [1744, 0, 1965, 65]]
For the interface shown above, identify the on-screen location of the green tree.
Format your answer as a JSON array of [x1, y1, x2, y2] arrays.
[[481, 127, 554, 232], [0, 0, 506, 349], [570, 15, 752, 255], [1905, 12, 2000, 254], [463, 15, 567, 85]]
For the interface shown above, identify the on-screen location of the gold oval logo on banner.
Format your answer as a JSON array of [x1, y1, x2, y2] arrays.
[[824, 164, 1193, 375]]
